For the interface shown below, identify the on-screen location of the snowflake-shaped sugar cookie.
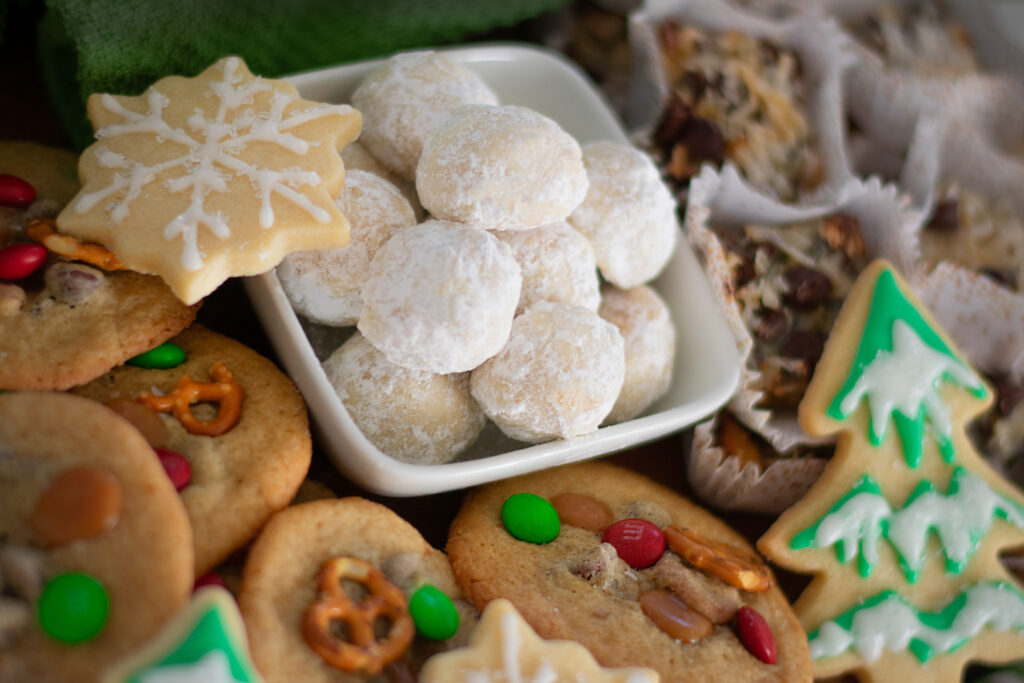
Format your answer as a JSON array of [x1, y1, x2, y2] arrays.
[[58, 56, 361, 304]]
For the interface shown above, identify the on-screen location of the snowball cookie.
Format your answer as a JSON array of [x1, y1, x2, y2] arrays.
[[341, 140, 423, 218], [599, 285, 676, 424], [351, 51, 499, 180], [569, 141, 678, 289], [417, 104, 589, 231], [493, 220, 600, 314], [322, 332, 486, 464], [278, 170, 415, 326], [471, 302, 625, 443], [359, 219, 521, 374]]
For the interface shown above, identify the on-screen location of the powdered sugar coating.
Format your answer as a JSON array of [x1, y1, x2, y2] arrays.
[[569, 141, 679, 288], [599, 285, 676, 424], [470, 301, 625, 443], [341, 141, 423, 219], [322, 333, 485, 464], [493, 221, 600, 315], [351, 51, 499, 180], [417, 104, 589, 231], [358, 219, 521, 374], [277, 170, 415, 326]]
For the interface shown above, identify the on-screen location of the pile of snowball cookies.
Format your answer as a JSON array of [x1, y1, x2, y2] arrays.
[[277, 51, 679, 465]]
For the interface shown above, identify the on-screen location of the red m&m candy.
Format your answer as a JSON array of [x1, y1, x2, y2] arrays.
[[602, 518, 666, 569], [155, 448, 191, 491], [0, 173, 36, 208], [0, 243, 47, 281], [736, 605, 776, 664]]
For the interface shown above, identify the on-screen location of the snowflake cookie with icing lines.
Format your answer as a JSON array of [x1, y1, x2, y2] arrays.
[[57, 56, 361, 304], [759, 261, 1024, 683], [419, 598, 659, 683]]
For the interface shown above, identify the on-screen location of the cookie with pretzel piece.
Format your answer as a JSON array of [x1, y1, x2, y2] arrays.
[[238, 497, 477, 682], [0, 141, 198, 391], [0, 391, 193, 682], [446, 461, 812, 682], [71, 324, 311, 577]]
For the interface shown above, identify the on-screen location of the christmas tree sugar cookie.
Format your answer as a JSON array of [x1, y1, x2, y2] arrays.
[[57, 56, 361, 304], [419, 598, 658, 682], [758, 261, 1024, 682], [102, 586, 262, 683]]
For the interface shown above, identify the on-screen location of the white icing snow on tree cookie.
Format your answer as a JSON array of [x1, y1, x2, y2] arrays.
[[759, 261, 1024, 683], [58, 56, 361, 304]]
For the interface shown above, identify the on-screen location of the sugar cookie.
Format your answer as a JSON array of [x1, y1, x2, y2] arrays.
[[569, 141, 678, 289], [278, 170, 415, 326], [417, 104, 589, 231], [322, 332, 485, 464], [358, 219, 521, 374], [470, 301, 625, 443], [600, 285, 676, 424], [493, 220, 600, 315], [351, 51, 498, 180]]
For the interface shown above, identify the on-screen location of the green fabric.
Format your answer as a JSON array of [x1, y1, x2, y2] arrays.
[[37, 0, 571, 149]]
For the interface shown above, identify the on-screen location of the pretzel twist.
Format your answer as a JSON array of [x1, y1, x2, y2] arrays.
[[301, 557, 414, 674], [26, 219, 126, 271], [137, 362, 243, 437]]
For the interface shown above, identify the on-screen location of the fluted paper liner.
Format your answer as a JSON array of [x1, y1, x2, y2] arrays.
[[627, 0, 857, 195], [685, 164, 920, 512]]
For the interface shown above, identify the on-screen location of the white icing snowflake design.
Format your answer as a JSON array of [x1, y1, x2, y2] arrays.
[[68, 56, 356, 280]]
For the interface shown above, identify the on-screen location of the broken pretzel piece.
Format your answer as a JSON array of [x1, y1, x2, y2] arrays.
[[664, 525, 772, 592], [26, 219, 125, 272]]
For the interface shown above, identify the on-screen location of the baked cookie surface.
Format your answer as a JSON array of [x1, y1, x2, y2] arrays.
[[238, 497, 477, 682], [446, 461, 812, 682], [0, 142, 198, 391], [72, 324, 311, 576], [0, 392, 193, 683]]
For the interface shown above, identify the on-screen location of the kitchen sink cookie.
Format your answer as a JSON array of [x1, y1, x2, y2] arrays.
[[446, 461, 812, 682], [0, 142, 198, 391], [0, 392, 193, 682], [470, 302, 625, 443], [599, 284, 676, 424], [568, 141, 678, 289], [759, 262, 1024, 683], [56, 56, 361, 305], [358, 219, 521, 374], [351, 51, 499, 181], [492, 220, 600, 315], [239, 498, 477, 682], [321, 332, 485, 464], [72, 324, 311, 577], [417, 104, 589, 231], [278, 170, 416, 326]]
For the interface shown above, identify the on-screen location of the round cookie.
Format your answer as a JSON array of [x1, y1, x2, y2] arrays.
[[321, 332, 485, 464], [278, 170, 416, 326], [351, 51, 499, 180], [568, 141, 678, 289], [0, 392, 193, 682], [599, 284, 676, 424], [446, 462, 813, 682], [417, 104, 589, 231], [72, 324, 311, 576], [239, 497, 477, 682], [492, 220, 600, 315], [470, 302, 625, 443], [0, 141, 199, 391], [358, 219, 521, 374], [340, 141, 423, 219]]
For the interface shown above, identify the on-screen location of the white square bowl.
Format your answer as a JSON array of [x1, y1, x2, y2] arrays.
[[244, 44, 740, 496]]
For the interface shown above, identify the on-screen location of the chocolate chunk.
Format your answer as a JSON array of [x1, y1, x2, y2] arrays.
[[44, 262, 105, 306], [754, 308, 788, 343], [783, 265, 832, 310], [926, 198, 960, 232], [781, 329, 824, 368], [680, 70, 707, 102], [733, 258, 756, 288], [678, 117, 726, 166], [654, 94, 691, 153]]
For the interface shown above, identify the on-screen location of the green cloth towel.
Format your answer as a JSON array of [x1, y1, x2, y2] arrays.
[[37, 0, 571, 149]]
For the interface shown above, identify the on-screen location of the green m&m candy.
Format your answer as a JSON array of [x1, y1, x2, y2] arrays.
[[409, 584, 459, 640], [37, 572, 110, 644], [501, 492, 559, 544], [127, 342, 186, 369]]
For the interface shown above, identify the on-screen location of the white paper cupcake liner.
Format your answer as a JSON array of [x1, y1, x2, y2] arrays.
[[627, 0, 857, 197]]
